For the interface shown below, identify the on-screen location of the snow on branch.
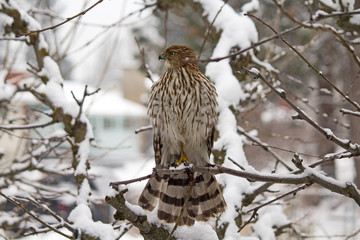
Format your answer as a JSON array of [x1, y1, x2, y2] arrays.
[[16, 0, 104, 37], [109, 158, 360, 237], [243, 67, 360, 156], [191, 1, 289, 238], [0, 191, 73, 239], [271, 0, 360, 89], [340, 108, 360, 117], [246, 12, 360, 111], [106, 189, 176, 240], [161, 163, 360, 205], [0, 1, 114, 239]]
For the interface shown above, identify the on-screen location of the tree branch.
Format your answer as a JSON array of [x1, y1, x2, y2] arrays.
[[135, 125, 153, 134], [12, 196, 75, 233], [246, 12, 360, 111], [0, 120, 55, 130], [195, 25, 302, 63], [237, 127, 293, 171], [105, 189, 175, 240], [110, 173, 152, 187], [198, 0, 228, 59], [111, 162, 360, 206], [16, 0, 104, 37], [246, 183, 310, 214], [272, 0, 360, 69], [135, 37, 154, 83], [195, 8, 360, 64], [0, 192, 73, 239], [340, 108, 360, 117], [242, 67, 360, 156]]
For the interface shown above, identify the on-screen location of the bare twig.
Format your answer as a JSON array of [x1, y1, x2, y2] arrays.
[[163, 8, 169, 48], [197, 8, 359, 64], [135, 125, 153, 134], [61, 3, 156, 62], [346, 227, 360, 240], [71, 86, 100, 120], [246, 13, 360, 111], [17, 0, 104, 37], [242, 67, 360, 156], [272, 0, 360, 69], [0, 192, 73, 239], [0, 120, 55, 130], [135, 38, 154, 83], [251, 142, 320, 159], [290, 89, 350, 130], [195, 25, 302, 63], [242, 182, 274, 207], [0, 37, 26, 41], [237, 127, 293, 171], [13, 196, 75, 233], [228, 157, 245, 170], [198, 0, 228, 59], [110, 173, 152, 187], [246, 183, 310, 214], [237, 210, 257, 233], [194, 7, 360, 81]]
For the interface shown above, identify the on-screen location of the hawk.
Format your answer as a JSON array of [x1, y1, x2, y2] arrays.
[[138, 45, 226, 226]]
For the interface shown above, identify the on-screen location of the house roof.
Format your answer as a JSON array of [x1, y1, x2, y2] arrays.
[[85, 88, 147, 117], [63, 80, 147, 117]]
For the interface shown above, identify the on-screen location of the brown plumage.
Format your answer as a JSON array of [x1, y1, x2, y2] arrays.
[[138, 45, 226, 226]]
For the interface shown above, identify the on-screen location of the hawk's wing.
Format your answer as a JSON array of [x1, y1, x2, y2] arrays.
[[207, 126, 215, 157], [146, 81, 163, 166], [153, 132, 162, 166]]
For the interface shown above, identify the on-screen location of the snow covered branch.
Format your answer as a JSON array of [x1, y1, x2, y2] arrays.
[[0, 191, 73, 239], [105, 189, 175, 240], [0, 120, 55, 130], [340, 108, 360, 117], [0, 1, 114, 239], [111, 161, 360, 207], [272, 0, 360, 69], [16, 0, 104, 37], [246, 12, 360, 111], [243, 66, 360, 156]]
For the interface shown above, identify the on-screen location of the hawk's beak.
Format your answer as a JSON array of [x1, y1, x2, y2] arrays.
[[159, 51, 166, 60]]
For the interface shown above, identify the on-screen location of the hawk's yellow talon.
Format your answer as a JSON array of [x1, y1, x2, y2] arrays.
[[176, 146, 188, 166]]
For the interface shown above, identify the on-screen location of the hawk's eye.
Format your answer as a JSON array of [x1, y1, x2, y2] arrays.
[[169, 52, 175, 56]]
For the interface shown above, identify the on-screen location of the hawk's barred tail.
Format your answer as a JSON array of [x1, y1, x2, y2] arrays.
[[138, 175, 162, 211], [138, 172, 226, 226]]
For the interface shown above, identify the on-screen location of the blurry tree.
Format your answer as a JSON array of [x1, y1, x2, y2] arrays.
[[1, 0, 360, 240]]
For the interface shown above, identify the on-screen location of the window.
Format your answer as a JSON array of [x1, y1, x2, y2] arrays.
[[123, 117, 135, 129], [103, 117, 116, 129]]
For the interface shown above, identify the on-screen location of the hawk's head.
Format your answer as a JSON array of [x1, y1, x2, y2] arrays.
[[159, 45, 197, 69]]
